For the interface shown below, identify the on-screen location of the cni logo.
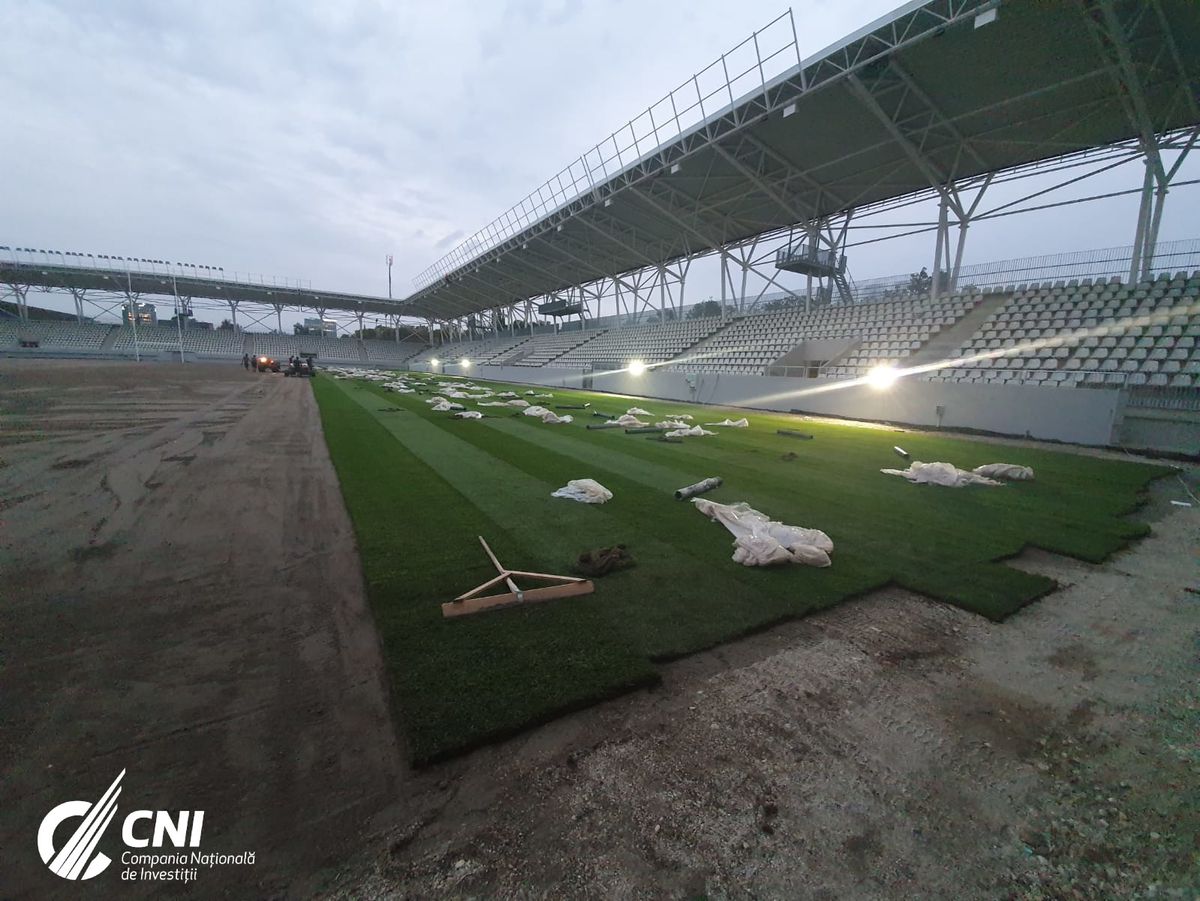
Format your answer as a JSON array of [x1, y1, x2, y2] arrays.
[[38, 769, 125, 881]]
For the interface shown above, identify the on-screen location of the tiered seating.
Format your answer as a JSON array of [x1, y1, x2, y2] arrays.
[[517, 330, 602, 367], [825, 294, 978, 377], [176, 328, 243, 355], [475, 335, 538, 364], [111, 325, 190, 351], [113, 325, 245, 355], [552, 318, 722, 368], [362, 339, 427, 363], [407, 334, 532, 366], [248, 333, 362, 361], [674, 294, 976, 375], [926, 272, 1200, 389], [0, 320, 112, 349]]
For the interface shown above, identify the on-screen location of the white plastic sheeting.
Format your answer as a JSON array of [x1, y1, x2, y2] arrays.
[[432, 401, 465, 412], [973, 463, 1035, 481], [665, 425, 716, 438], [454, 410, 484, 419], [523, 405, 573, 424], [706, 418, 750, 428], [655, 420, 693, 431], [506, 399, 531, 408], [551, 479, 612, 504], [626, 407, 652, 416], [881, 461, 1003, 487], [692, 499, 833, 567], [613, 414, 648, 427]]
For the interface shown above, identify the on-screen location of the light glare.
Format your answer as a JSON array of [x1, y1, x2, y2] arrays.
[[628, 360, 646, 376], [866, 364, 899, 390]]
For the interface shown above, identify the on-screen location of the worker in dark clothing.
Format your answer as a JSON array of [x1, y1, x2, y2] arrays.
[[242, 353, 250, 370]]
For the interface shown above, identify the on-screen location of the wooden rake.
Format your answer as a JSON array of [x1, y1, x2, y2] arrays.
[[442, 536, 594, 618]]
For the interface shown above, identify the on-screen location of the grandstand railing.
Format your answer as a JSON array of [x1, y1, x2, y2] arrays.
[[852, 239, 1200, 302], [1, 246, 313, 291], [1124, 385, 1200, 411], [412, 10, 800, 290]]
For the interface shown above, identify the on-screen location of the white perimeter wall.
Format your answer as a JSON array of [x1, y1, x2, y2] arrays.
[[470, 365, 1123, 447]]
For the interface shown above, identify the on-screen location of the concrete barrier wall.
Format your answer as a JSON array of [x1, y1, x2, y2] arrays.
[[470, 364, 1123, 446]]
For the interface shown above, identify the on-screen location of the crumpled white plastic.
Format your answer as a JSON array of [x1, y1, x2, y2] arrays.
[[454, 410, 484, 419], [523, 405, 572, 424], [665, 425, 716, 438], [506, 399, 530, 407], [477, 401, 510, 407], [692, 498, 833, 567], [551, 478, 612, 504], [626, 407, 652, 416], [613, 414, 648, 427], [497, 391, 519, 398], [426, 396, 447, 405], [706, 418, 749, 428], [432, 400, 465, 412], [881, 460, 1003, 487], [656, 421, 693, 431], [972, 463, 1035, 481]]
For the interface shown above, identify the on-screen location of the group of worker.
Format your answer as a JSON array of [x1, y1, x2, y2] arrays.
[[240, 353, 313, 374]]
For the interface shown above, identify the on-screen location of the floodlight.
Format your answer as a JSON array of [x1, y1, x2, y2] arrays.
[[461, 358, 471, 368], [628, 360, 646, 376], [865, 364, 899, 390], [430, 358, 439, 366]]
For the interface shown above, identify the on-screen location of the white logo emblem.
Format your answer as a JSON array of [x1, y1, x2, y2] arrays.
[[38, 770, 125, 881]]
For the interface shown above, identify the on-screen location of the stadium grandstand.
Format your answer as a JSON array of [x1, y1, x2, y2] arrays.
[[3, 0, 1199, 456]]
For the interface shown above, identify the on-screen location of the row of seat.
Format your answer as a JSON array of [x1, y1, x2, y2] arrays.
[[0, 320, 112, 348]]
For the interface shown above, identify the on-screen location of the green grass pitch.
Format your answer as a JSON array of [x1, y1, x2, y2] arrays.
[[312, 372, 1168, 763]]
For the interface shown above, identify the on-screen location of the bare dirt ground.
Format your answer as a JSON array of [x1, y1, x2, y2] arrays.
[[1, 359, 1196, 900], [0, 360, 405, 898]]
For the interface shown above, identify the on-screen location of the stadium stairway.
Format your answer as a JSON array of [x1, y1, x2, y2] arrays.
[[98, 326, 120, 351], [905, 291, 1011, 367], [670, 316, 744, 369]]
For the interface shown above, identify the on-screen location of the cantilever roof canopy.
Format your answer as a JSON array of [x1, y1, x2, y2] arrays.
[[0, 260, 407, 317], [399, 0, 1200, 320]]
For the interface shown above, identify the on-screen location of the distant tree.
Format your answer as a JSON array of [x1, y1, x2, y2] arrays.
[[217, 318, 236, 331], [907, 267, 952, 297], [689, 300, 724, 319], [763, 296, 804, 312]]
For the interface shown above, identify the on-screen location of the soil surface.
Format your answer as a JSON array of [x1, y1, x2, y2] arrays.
[[0, 360, 405, 898], [1, 360, 1196, 900]]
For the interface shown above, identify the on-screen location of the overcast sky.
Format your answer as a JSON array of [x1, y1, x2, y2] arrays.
[[4, 0, 1198, 328]]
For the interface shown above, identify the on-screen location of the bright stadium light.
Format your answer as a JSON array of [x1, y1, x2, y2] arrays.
[[866, 364, 899, 390], [430, 358, 439, 367], [461, 358, 470, 368], [628, 360, 646, 376]]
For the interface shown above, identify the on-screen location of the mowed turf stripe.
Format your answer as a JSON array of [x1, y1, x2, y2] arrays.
[[348, 383, 865, 658], [485, 381, 1165, 563], [387, 378, 1162, 616], [458, 402, 1058, 621], [318, 373, 1168, 759], [315, 378, 655, 763]]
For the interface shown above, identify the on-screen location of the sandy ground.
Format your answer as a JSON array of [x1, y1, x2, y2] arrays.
[[0, 360, 405, 898], [1, 359, 1196, 900]]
